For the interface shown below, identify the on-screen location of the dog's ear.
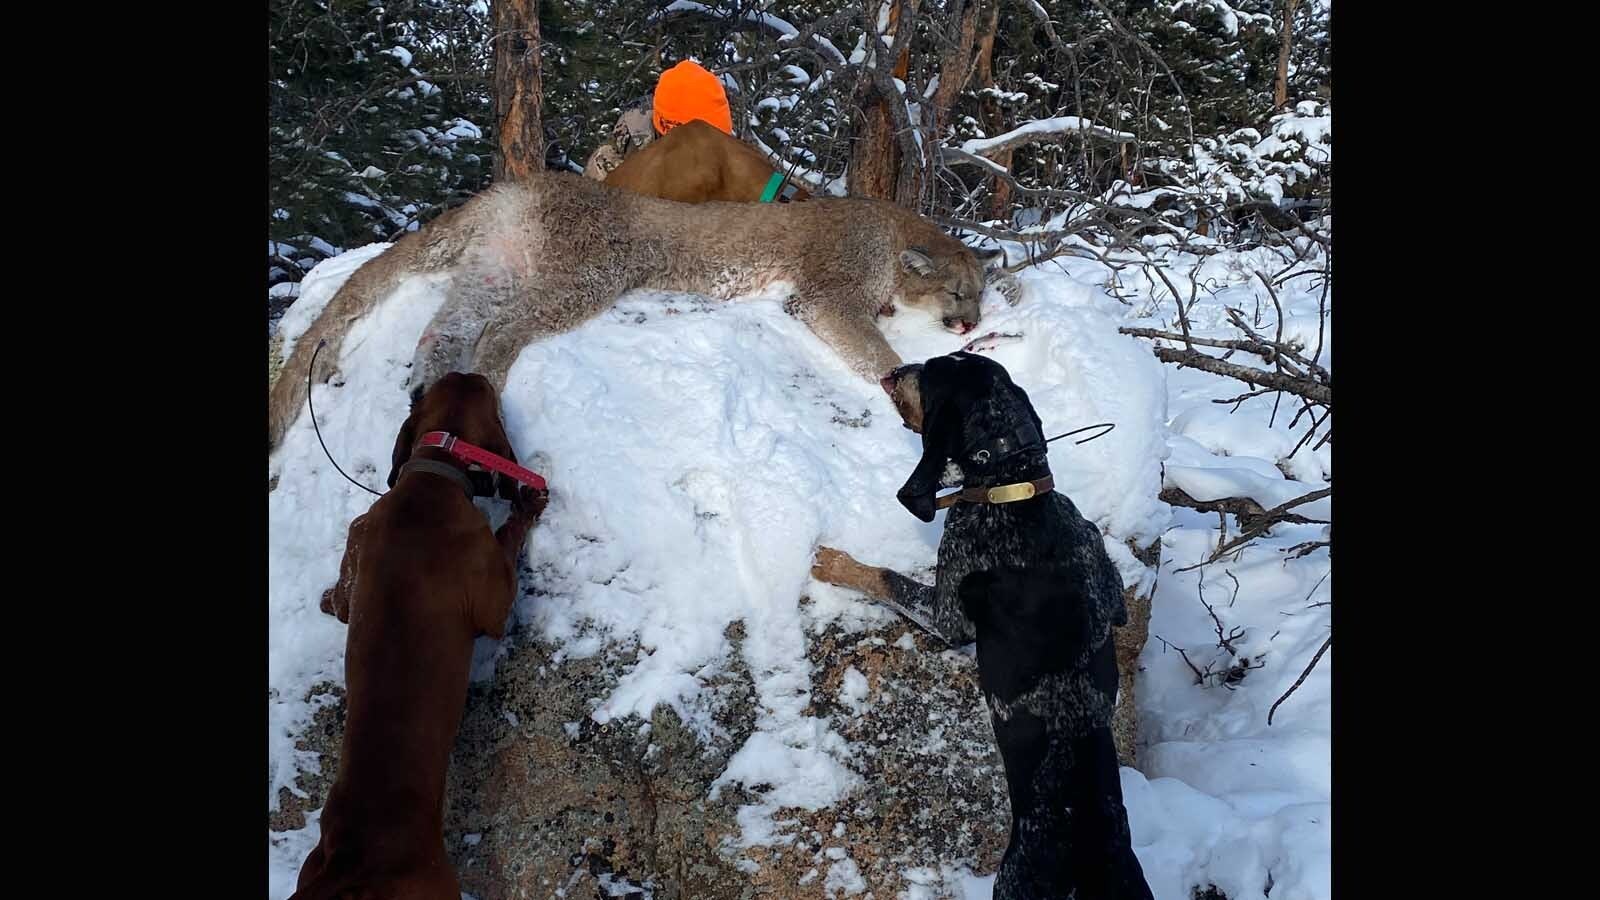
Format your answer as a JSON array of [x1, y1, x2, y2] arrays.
[[896, 365, 962, 523], [387, 410, 417, 489], [387, 385, 425, 489]]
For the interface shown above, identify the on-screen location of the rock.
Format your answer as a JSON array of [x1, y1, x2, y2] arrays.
[[272, 613, 1010, 899], [268, 682, 344, 833], [270, 538, 1160, 896]]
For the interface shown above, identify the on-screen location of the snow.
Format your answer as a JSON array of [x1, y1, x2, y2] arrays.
[[824, 856, 867, 896], [273, 241, 391, 357], [1172, 1, 1275, 37], [837, 666, 870, 715], [268, 223, 1329, 899], [304, 236, 339, 258], [444, 118, 483, 141]]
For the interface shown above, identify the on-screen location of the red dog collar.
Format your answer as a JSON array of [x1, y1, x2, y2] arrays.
[[416, 431, 548, 491]]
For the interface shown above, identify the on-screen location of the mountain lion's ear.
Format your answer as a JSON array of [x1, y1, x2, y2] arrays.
[[900, 248, 938, 277]]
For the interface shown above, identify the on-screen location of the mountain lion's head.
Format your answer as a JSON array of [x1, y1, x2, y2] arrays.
[[896, 243, 1005, 335]]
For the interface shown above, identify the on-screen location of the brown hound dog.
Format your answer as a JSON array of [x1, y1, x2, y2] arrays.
[[291, 372, 548, 900]]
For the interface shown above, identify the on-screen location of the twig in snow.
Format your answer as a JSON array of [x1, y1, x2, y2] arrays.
[[1155, 635, 1208, 686], [1302, 569, 1331, 606], [1197, 577, 1245, 656], [1267, 634, 1331, 725], [1215, 387, 1276, 410], [1284, 540, 1329, 559]]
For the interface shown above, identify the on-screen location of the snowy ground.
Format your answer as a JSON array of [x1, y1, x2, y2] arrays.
[[268, 228, 1329, 900]]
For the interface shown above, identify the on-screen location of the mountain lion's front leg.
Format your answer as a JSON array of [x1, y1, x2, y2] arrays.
[[801, 308, 903, 380]]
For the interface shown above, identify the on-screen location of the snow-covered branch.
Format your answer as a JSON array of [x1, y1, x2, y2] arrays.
[[939, 145, 1011, 177], [657, 1, 848, 67], [1023, 0, 1065, 52], [960, 115, 1137, 158]]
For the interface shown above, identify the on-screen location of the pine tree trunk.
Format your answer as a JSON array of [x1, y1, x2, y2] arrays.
[[850, 0, 912, 201], [492, 0, 542, 182], [919, 0, 980, 209], [852, 100, 901, 201], [974, 3, 1010, 220], [1274, 0, 1302, 110]]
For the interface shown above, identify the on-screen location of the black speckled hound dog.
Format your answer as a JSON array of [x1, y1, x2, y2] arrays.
[[811, 351, 1153, 899]]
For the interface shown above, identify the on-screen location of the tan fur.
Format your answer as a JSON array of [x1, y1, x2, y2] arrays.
[[269, 171, 1001, 449], [604, 119, 812, 203]]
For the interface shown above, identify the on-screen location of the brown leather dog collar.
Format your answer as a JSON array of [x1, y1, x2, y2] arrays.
[[935, 475, 1054, 509], [399, 458, 474, 499]]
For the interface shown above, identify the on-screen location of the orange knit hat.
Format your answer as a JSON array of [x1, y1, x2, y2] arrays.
[[652, 60, 734, 136]]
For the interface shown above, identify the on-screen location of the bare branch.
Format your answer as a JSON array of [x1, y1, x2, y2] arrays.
[[1121, 338, 1333, 405], [1268, 635, 1331, 725]]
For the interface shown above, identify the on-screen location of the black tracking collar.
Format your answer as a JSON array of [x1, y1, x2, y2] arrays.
[[963, 420, 1046, 467]]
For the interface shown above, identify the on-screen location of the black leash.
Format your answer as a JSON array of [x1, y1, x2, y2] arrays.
[[1045, 422, 1116, 446], [307, 339, 384, 497]]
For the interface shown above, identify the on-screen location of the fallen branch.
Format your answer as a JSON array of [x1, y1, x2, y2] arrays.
[[1160, 487, 1320, 527], [1176, 487, 1332, 573], [1268, 634, 1330, 725], [1229, 302, 1329, 382], [1121, 338, 1333, 405], [1123, 326, 1300, 364]]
